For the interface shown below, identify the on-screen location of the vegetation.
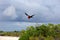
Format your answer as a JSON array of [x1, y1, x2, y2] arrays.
[[0, 31, 21, 37], [19, 23, 60, 40], [0, 23, 60, 40]]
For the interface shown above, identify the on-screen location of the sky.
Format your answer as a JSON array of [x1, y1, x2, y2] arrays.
[[0, 22, 38, 31], [0, 0, 60, 31]]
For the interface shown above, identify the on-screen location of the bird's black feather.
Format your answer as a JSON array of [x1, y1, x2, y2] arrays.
[[31, 15, 34, 17], [25, 13, 29, 16]]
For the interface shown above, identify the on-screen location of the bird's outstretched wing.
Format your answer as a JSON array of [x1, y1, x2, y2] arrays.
[[31, 15, 34, 17], [31, 15, 34, 18], [25, 13, 29, 16]]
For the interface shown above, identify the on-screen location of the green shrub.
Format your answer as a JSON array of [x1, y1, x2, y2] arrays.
[[19, 23, 60, 40]]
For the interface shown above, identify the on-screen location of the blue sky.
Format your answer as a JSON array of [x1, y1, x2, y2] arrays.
[[0, 22, 38, 31], [0, 0, 60, 31]]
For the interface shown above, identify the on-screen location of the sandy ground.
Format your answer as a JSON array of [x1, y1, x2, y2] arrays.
[[0, 36, 19, 40]]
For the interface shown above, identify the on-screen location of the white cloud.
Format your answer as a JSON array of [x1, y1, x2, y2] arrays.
[[0, 0, 60, 22], [3, 6, 18, 20]]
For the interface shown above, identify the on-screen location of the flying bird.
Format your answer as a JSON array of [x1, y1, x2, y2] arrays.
[[25, 13, 34, 19]]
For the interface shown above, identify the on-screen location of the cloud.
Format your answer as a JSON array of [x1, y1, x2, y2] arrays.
[[0, 0, 60, 23], [3, 6, 18, 20]]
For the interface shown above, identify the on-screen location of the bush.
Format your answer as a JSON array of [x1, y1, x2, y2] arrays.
[[19, 24, 60, 40]]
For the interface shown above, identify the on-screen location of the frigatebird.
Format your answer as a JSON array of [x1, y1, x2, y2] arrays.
[[25, 13, 34, 19]]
